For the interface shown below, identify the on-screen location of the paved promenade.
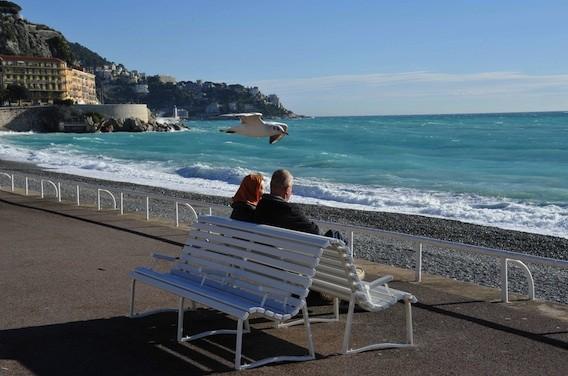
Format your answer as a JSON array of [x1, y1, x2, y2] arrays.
[[0, 190, 566, 375]]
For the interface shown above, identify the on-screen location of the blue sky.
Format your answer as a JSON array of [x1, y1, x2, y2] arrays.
[[18, 0, 568, 115]]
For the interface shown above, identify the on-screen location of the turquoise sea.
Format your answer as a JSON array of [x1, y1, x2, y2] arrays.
[[1, 112, 567, 237]]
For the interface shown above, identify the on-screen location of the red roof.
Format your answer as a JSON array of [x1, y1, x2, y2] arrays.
[[0, 55, 65, 63]]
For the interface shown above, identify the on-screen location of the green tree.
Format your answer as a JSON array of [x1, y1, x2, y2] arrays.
[[0, 87, 7, 105], [6, 84, 30, 105], [47, 36, 74, 65]]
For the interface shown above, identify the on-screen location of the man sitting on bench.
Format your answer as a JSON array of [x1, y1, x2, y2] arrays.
[[253, 169, 320, 234], [254, 169, 346, 305]]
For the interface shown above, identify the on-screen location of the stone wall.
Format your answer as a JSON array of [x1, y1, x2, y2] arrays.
[[0, 104, 150, 132], [0, 106, 48, 131], [73, 104, 149, 122]]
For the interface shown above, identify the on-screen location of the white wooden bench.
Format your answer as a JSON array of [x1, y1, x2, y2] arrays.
[[128, 215, 345, 370], [276, 229, 418, 354], [311, 242, 417, 354]]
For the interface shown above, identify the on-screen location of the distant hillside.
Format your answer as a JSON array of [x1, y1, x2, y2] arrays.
[[68, 42, 112, 69], [0, 1, 296, 117]]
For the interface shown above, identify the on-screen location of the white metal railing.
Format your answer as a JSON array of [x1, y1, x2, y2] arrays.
[[502, 259, 535, 303], [40, 179, 58, 199], [97, 189, 117, 211], [0, 172, 14, 192], [320, 220, 568, 303], [1, 171, 219, 220], [175, 202, 199, 227]]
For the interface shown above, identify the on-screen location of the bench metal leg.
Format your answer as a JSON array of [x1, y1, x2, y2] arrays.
[[278, 297, 341, 328], [129, 278, 191, 319], [341, 296, 356, 354], [235, 319, 244, 369], [178, 309, 251, 344], [177, 297, 185, 342], [342, 296, 415, 354], [405, 298, 414, 345], [238, 306, 316, 370], [129, 279, 136, 317]]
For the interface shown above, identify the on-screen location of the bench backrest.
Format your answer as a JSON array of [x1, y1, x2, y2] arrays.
[[172, 216, 334, 317], [311, 242, 357, 301]]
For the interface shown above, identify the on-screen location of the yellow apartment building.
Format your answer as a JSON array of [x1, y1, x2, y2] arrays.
[[0, 55, 98, 104], [0, 55, 67, 103], [64, 67, 98, 104]]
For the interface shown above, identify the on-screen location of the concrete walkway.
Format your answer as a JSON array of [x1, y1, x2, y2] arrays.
[[0, 191, 566, 375]]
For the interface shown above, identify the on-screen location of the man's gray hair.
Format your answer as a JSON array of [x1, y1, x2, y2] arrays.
[[270, 169, 293, 191]]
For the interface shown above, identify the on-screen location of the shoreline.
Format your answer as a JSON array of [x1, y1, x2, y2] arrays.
[[1, 158, 566, 254], [1, 158, 567, 304]]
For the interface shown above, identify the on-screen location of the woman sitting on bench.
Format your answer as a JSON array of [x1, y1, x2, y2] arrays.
[[230, 173, 265, 222]]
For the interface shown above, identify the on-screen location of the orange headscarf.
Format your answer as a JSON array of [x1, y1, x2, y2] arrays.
[[232, 173, 264, 206]]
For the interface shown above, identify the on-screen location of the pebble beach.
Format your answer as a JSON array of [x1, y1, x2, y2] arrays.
[[1, 158, 567, 304]]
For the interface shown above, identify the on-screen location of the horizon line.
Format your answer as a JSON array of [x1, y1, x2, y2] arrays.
[[304, 109, 568, 118]]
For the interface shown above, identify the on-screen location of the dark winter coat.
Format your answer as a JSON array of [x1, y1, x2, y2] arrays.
[[230, 201, 256, 222], [253, 194, 320, 235]]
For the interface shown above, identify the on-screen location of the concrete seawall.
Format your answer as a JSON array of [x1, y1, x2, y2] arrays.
[[73, 104, 149, 122], [0, 104, 150, 132], [0, 106, 47, 131]]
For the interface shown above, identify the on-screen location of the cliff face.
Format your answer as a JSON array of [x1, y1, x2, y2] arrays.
[[0, 13, 62, 58]]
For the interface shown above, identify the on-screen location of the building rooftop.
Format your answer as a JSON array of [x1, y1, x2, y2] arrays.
[[0, 54, 65, 63]]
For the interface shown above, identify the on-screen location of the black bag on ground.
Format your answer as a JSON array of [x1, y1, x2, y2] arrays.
[[324, 229, 348, 246]]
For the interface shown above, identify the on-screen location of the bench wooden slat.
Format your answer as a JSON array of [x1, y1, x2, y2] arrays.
[[132, 268, 250, 319], [174, 254, 308, 297], [187, 236, 317, 276], [193, 222, 330, 257], [197, 216, 334, 248], [180, 244, 312, 287], [172, 262, 303, 307], [188, 227, 320, 267], [169, 266, 302, 315], [315, 270, 354, 288]]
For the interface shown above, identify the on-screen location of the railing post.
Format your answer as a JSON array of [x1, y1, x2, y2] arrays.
[[76, 185, 80, 206], [40, 180, 58, 199], [146, 196, 150, 221], [0, 172, 15, 192], [120, 192, 124, 215], [175, 202, 180, 227], [505, 259, 535, 301], [501, 257, 509, 303], [25, 177, 28, 196], [97, 189, 117, 210], [57, 182, 62, 202], [415, 242, 423, 282], [350, 231, 354, 258], [209, 207, 212, 216]]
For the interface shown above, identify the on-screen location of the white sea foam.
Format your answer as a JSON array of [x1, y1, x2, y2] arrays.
[[0, 138, 566, 238]]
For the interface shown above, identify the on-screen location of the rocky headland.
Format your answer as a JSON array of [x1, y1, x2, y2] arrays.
[[0, 104, 188, 133]]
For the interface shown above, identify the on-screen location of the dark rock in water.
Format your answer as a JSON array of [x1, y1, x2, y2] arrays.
[[98, 118, 118, 133], [121, 117, 146, 132]]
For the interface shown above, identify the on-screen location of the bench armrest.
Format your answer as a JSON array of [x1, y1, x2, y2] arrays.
[[151, 253, 179, 262], [368, 275, 393, 289]]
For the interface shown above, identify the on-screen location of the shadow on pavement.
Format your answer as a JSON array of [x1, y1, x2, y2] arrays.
[[0, 311, 318, 375]]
